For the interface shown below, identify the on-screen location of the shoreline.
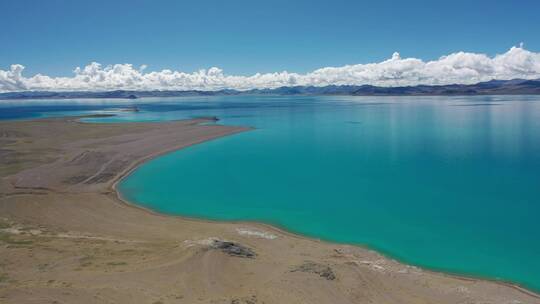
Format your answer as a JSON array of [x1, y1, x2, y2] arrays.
[[105, 118, 540, 299], [1, 115, 539, 304]]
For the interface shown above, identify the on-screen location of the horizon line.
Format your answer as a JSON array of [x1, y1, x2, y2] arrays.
[[2, 46, 540, 93]]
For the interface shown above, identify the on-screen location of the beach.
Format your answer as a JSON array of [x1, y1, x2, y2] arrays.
[[1, 116, 539, 304]]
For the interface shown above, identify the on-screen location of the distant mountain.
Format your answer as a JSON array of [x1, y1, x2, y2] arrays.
[[0, 89, 237, 100], [1, 78, 540, 100]]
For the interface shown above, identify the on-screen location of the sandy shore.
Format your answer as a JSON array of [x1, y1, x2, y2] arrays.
[[0, 115, 538, 304]]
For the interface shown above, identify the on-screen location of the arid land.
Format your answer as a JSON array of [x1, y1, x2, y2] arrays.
[[0, 116, 538, 304]]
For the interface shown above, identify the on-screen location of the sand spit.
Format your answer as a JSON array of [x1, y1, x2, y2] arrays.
[[0, 115, 538, 304]]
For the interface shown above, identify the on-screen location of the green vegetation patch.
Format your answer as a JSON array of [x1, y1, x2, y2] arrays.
[[0, 273, 9, 283], [0, 232, 34, 245], [106, 261, 128, 266], [0, 221, 12, 229]]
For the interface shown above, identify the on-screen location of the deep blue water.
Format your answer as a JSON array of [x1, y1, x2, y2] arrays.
[[2, 95, 540, 291]]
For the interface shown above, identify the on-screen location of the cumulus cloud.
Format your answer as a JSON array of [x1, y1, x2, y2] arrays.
[[1, 46, 540, 93]]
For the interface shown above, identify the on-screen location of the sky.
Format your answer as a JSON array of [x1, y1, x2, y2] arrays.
[[1, 0, 540, 91]]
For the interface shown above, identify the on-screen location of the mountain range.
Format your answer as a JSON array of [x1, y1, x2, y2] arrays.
[[1, 78, 539, 100]]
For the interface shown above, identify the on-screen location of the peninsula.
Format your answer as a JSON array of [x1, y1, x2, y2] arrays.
[[0, 116, 538, 304]]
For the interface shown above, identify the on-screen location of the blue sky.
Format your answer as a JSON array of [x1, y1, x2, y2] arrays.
[[2, 0, 539, 77]]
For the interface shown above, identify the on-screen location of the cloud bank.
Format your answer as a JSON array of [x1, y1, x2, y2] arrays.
[[1, 46, 540, 93]]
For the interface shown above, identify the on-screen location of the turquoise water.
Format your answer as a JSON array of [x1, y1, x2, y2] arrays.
[[3, 95, 540, 291]]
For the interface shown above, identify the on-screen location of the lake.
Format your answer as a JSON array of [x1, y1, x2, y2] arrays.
[[2, 95, 540, 291]]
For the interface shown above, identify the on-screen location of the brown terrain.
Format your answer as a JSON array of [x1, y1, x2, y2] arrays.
[[0, 115, 539, 304]]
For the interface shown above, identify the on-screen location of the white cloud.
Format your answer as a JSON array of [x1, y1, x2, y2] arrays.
[[1, 46, 540, 93]]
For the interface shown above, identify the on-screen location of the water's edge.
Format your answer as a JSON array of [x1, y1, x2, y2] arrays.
[[105, 119, 540, 297]]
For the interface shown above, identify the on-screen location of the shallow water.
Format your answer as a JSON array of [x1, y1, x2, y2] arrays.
[[2, 95, 540, 291]]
